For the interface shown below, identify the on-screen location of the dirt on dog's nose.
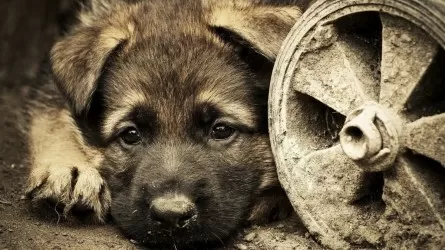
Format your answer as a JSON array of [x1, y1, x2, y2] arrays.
[[150, 194, 197, 228]]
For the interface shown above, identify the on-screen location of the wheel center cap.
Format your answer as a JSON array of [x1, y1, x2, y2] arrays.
[[340, 102, 402, 172]]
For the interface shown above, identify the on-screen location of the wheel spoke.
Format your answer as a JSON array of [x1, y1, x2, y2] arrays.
[[289, 146, 383, 247], [405, 113, 445, 166], [379, 14, 439, 111], [383, 154, 445, 229], [293, 24, 378, 116], [403, 49, 445, 121], [292, 145, 373, 203]]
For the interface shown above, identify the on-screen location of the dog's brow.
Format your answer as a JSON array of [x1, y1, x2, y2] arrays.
[[103, 106, 135, 138], [102, 90, 148, 138], [197, 91, 255, 127], [217, 103, 256, 127]]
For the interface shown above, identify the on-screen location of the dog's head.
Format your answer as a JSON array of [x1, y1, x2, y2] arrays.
[[51, 0, 300, 247]]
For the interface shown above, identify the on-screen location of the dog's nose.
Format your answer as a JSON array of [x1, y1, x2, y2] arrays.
[[150, 194, 197, 228]]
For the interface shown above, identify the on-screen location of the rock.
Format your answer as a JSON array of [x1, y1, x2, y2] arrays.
[[400, 33, 412, 43], [235, 243, 248, 250], [244, 232, 256, 242]]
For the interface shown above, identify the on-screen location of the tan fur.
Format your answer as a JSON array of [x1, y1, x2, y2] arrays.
[[102, 91, 146, 138], [204, 0, 302, 60], [198, 90, 256, 127], [51, 5, 137, 114], [26, 108, 110, 222]]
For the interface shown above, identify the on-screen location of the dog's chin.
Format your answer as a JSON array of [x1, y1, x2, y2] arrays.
[[110, 187, 252, 248], [111, 204, 241, 248], [116, 222, 232, 248]]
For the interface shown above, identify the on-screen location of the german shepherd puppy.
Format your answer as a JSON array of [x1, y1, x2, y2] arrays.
[[26, 0, 302, 247]]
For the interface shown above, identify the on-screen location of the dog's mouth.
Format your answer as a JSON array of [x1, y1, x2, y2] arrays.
[[127, 224, 228, 248], [115, 213, 234, 248], [111, 192, 243, 248]]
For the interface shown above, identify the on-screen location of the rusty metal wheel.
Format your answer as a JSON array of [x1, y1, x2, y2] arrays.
[[269, 0, 445, 249]]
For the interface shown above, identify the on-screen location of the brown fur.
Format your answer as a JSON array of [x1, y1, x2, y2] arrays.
[[26, 0, 302, 247]]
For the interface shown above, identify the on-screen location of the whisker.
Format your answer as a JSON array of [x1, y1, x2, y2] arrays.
[[210, 232, 224, 246], [54, 200, 61, 225]]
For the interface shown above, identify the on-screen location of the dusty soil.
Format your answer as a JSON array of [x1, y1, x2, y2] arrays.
[[0, 65, 322, 250]]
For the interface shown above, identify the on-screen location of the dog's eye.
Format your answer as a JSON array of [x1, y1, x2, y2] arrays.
[[210, 124, 236, 140], [120, 127, 141, 145]]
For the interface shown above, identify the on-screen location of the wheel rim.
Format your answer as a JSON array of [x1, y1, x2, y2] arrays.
[[269, 0, 445, 249]]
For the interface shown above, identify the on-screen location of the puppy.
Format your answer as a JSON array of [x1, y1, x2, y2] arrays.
[[26, 0, 302, 247]]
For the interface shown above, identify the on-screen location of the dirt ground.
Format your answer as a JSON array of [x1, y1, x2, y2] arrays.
[[0, 83, 323, 250]]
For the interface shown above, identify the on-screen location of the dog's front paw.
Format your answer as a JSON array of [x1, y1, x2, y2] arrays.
[[26, 165, 111, 222]]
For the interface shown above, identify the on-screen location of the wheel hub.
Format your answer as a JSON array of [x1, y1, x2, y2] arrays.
[[340, 102, 401, 172]]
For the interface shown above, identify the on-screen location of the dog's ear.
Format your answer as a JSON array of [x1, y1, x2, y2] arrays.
[[205, 1, 302, 61], [50, 1, 133, 115]]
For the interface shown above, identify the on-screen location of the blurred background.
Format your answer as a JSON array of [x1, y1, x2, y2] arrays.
[[0, 0, 77, 87]]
